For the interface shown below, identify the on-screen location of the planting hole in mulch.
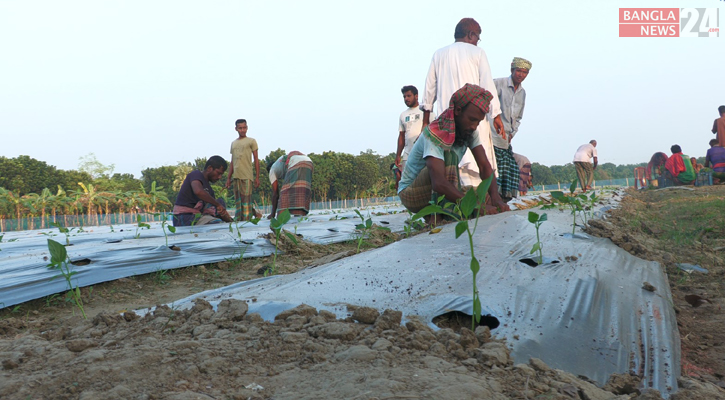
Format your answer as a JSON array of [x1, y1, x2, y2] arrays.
[[169, 245, 181, 251], [70, 258, 91, 266], [519, 257, 561, 267], [433, 310, 500, 332]]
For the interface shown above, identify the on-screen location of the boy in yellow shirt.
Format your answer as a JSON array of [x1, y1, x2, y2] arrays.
[[225, 119, 260, 221]]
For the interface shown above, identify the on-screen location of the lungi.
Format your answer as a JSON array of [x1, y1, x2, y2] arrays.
[[574, 161, 594, 190], [232, 178, 254, 221], [278, 161, 313, 216], [493, 146, 519, 198], [399, 151, 459, 213]]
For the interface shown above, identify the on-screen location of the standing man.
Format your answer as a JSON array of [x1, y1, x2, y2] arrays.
[[420, 18, 505, 174], [225, 119, 260, 221], [712, 105, 725, 147], [398, 84, 509, 216], [491, 57, 531, 200], [395, 85, 426, 179], [573, 140, 598, 192]]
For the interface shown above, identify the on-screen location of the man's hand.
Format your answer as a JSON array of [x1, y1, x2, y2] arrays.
[[394, 155, 401, 169], [225, 180, 231, 189], [254, 178, 260, 188], [217, 206, 232, 222], [493, 115, 506, 140], [267, 213, 274, 220], [494, 199, 510, 213]]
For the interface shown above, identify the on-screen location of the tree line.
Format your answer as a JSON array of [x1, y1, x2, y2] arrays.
[[0, 151, 653, 229]]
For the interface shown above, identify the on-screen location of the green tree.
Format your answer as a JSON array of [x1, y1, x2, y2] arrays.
[[78, 153, 115, 179]]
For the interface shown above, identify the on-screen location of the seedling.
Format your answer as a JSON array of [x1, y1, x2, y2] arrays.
[[527, 211, 548, 264], [412, 175, 493, 331], [135, 215, 151, 239], [153, 268, 171, 285], [353, 209, 390, 252], [547, 179, 587, 235], [268, 209, 297, 276], [50, 222, 75, 246], [189, 213, 203, 234], [46, 239, 86, 319], [403, 211, 425, 237], [226, 217, 259, 268], [154, 213, 176, 247]]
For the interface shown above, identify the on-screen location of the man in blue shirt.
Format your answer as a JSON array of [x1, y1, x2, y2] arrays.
[[490, 57, 531, 201]]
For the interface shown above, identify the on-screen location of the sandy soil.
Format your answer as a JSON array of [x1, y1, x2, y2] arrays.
[[1, 201, 725, 399]]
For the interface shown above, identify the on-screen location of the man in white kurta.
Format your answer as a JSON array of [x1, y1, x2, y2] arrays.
[[420, 18, 505, 178]]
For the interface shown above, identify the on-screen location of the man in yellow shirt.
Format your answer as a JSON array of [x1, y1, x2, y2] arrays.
[[225, 119, 260, 221]]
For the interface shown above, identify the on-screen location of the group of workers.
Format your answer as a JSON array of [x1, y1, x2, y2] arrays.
[[645, 106, 725, 186], [171, 119, 314, 226], [170, 17, 723, 228], [393, 18, 538, 218]]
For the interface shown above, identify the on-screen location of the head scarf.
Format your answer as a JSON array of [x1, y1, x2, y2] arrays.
[[424, 83, 493, 150], [511, 57, 532, 70]]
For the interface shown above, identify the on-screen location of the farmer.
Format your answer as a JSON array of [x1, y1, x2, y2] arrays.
[[513, 152, 533, 196], [225, 118, 261, 221], [490, 57, 532, 200], [705, 138, 725, 183], [396, 85, 430, 179], [267, 151, 314, 218], [398, 83, 510, 216], [711, 105, 725, 148], [646, 152, 668, 184], [173, 156, 233, 226], [573, 140, 598, 192], [663, 144, 696, 185], [420, 18, 504, 176]]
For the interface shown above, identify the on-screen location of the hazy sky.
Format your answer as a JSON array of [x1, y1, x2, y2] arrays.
[[1, 0, 723, 177]]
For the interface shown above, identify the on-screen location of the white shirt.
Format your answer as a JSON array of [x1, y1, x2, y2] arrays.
[[399, 107, 425, 161], [573, 144, 598, 163], [458, 149, 482, 188], [420, 42, 502, 177]]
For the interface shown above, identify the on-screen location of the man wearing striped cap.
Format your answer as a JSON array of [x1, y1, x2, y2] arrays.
[[398, 83, 510, 216], [490, 57, 531, 201]]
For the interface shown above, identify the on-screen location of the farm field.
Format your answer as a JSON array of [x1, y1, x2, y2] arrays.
[[1, 189, 724, 399]]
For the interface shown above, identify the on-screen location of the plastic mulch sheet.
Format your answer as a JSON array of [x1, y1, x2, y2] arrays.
[[0, 205, 409, 309], [160, 194, 679, 397]]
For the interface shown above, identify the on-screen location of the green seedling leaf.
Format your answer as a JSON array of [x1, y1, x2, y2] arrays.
[[167, 226, 176, 234], [459, 189, 477, 218], [455, 221, 468, 239], [550, 191, 566, 201], [283, 231, 298, 245], [277, 209, 291, 225], [527, 211, 539, 224], [365, 218, 372, 229], [530, 242, 541, 254], [376, 226, 391, 232], [473, 298, 482, 323], [47, 239, 67, 265], [475, 174, 494, 201], [411, 204, 442, 221], [539, 213, 548, 222], [569, 179, 578, 194], [470, 257, 480, 275]]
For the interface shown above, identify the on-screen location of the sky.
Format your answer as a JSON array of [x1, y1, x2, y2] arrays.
[[1, 0, 724, 177]]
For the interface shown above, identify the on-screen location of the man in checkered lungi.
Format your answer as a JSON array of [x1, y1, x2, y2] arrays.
[[490, 57, 531, 200], [267, 151, 314, 218], [397, 84, 510, 217]]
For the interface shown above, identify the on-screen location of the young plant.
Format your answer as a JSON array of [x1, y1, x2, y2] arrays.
[[46, 238, 86, 319], [527, 211, 547, 264], [227, 217, 260, 268], [135, 215, 151, 239], [412, 175, 493, 331], [547, 179, 586, 235], [50, 222, 75, 246], [268, 209, 297, 276], [189, 213, 203, 234], [154, 213, 176, 247], [353, 209, 391, 252]]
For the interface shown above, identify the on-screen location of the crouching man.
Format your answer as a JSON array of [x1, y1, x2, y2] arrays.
[[267, 151, 314, 218], [173, 156, 233, 226], [397, 83, 510, 217]]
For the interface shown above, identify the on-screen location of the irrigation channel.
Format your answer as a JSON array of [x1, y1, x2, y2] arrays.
[[0, 190, 681, 396]]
